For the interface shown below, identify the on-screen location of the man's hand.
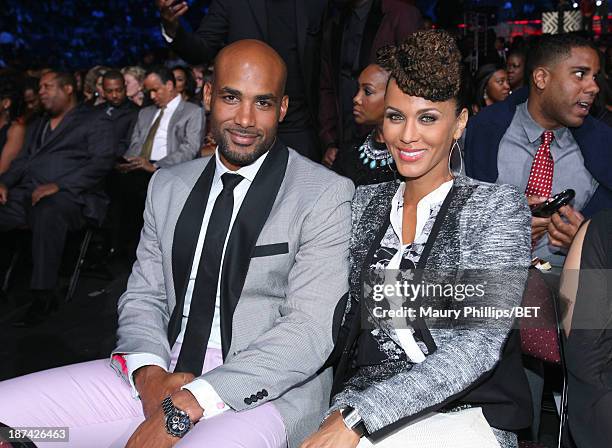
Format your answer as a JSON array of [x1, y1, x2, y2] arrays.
[[548, 204, 584, 249], [126, 405, 177, 448], [322, 147, 339, 168], [31, 183, 59, 206], [156, 0, 189, 38], [0, 183, 8, 205], [527, 196, 551, 247], [118, 156, 158, 173], [134, 365, 195, 418], [300, 411, 361, 448], [126, 389, 203, 448]]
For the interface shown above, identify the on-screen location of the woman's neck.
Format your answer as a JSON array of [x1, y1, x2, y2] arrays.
[[403, 168, 452, 207]]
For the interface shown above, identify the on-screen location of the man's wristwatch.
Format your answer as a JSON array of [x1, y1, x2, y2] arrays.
[[340, 406, 367, 438], [162, 396, 193, 438]]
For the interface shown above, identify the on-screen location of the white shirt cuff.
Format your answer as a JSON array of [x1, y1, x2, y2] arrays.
[[182, 378, 230, 420], [124, 353, 168, 399], [396, 328, 426, 363], [161, 25, 174, 43]]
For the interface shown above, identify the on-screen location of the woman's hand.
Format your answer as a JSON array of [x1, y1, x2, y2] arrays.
[[300, 411, 361, 448]]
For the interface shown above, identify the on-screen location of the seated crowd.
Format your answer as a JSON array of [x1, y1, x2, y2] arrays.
[[0, 2, 611, 447]]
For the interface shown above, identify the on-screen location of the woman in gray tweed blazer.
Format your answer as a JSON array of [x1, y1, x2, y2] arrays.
[[302, 31, 532, 448]]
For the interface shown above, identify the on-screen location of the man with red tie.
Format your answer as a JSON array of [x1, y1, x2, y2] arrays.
[[464, 33, 612, 268]]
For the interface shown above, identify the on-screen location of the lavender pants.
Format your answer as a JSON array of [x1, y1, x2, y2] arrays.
[[0, 345, 287, 448]]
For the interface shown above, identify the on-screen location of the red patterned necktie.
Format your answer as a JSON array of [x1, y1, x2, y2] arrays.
[[525, 131, 555, 197]]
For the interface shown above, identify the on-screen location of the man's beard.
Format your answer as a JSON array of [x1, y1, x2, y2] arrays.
[[213, 125, 273, 167]]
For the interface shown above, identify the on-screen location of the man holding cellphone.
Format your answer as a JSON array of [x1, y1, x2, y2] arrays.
[[464, 33, 612, 267]]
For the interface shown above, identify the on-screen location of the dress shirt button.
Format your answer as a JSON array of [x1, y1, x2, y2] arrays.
[[256, 392, 264, 400], [250, 394, 258, 402], [244, 397, 252, 405], [262, 389, 268, 397]]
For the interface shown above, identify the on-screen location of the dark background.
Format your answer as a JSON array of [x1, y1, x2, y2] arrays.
[[0, 0, 574, 69]]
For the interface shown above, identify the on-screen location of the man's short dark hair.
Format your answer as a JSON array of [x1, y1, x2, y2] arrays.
[[145, 66, 176, 86], [48, 71, 78, 93], [526, 33, 598, 83], [103, 69, 125, 84]]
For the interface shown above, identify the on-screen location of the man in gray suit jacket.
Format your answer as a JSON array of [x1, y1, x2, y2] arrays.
[[109, 66, 202, 259], [0, 40, 353, 448]]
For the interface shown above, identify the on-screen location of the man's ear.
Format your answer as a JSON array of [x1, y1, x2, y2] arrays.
[[278, 95, 289, 123], [532, 67, 550, 91], [63, 84, 74, 97], [204, 81, 213, 112]]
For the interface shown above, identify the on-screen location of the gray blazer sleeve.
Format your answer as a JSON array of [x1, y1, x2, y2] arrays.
[[155, 107, 202, 168], [330, 184, 531, 434], [200, 178, 354, 411]]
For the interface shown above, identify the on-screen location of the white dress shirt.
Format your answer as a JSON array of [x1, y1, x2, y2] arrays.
[[386, 180, 453, 363], [149, 94, 181, 162], [124, 148, 269, 419]]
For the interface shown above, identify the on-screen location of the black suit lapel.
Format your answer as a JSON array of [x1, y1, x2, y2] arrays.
[[219, 140, 289, 358], [359, 0, 383, 69], [34, 107, 79, 155], [295, 0, 308, 73], [248, 0, 268, 39], [168, 157, 216, 345]]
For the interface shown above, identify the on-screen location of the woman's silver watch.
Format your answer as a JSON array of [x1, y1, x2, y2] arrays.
[[340, 406, 367, 437]]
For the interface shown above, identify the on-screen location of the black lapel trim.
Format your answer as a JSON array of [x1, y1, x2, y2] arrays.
[[295, 0, 307, 79], [358, 0, 383, 69], [168, 157, 216, 345], [248, 0, 268, 39], [219, 140, 289, 358]]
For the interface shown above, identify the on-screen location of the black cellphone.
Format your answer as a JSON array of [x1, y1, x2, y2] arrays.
[[531, 189, 575, 218], [116, 156, 130, 164]]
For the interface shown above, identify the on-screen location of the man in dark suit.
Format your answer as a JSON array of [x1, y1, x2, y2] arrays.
[[155, 0, 328, 161], [319, 0, 422, 166], [0, 71, 114, 324], [464, 34, 612, 268], [96, 69, 140, 157]]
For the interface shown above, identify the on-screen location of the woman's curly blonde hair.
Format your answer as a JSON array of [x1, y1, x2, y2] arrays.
[[377, 29, 462, 104]]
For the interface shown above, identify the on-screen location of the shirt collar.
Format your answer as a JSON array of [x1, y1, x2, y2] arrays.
[[518, 100, 572, 147], [213, 146, 269, 183], [163, 94, 181, 113], [390, 179, 453, 243]]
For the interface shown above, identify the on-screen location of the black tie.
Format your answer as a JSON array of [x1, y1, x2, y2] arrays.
[[175, 172, 244, 375]]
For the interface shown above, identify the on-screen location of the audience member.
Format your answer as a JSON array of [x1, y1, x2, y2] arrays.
[[96, 70, 140, 157], [465, 33, 612, 268], [155, 0, 329, 161], [0, 77, 26, 174], [191, 64, 206, 94], [0, 71, 114, 325], [331, 61, 396, 185], [122, 65, 147, 107], [84, 65, 110, 106], [473, 63, 510, 114], [111, 66, 202, 258], [22, 76, 42, 121], [172, 65, 197, 103], [319, 0, 423, 167], [303, 30, 531, 448], [559, 208, 612, 448], [0, 39, 353, 448], [506, 45, 528, 92]]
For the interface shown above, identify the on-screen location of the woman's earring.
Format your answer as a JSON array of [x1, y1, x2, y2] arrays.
[[448, 139, 464, 177]]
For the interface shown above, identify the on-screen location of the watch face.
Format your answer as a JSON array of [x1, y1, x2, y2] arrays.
[[165, 411, 192, 437]]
